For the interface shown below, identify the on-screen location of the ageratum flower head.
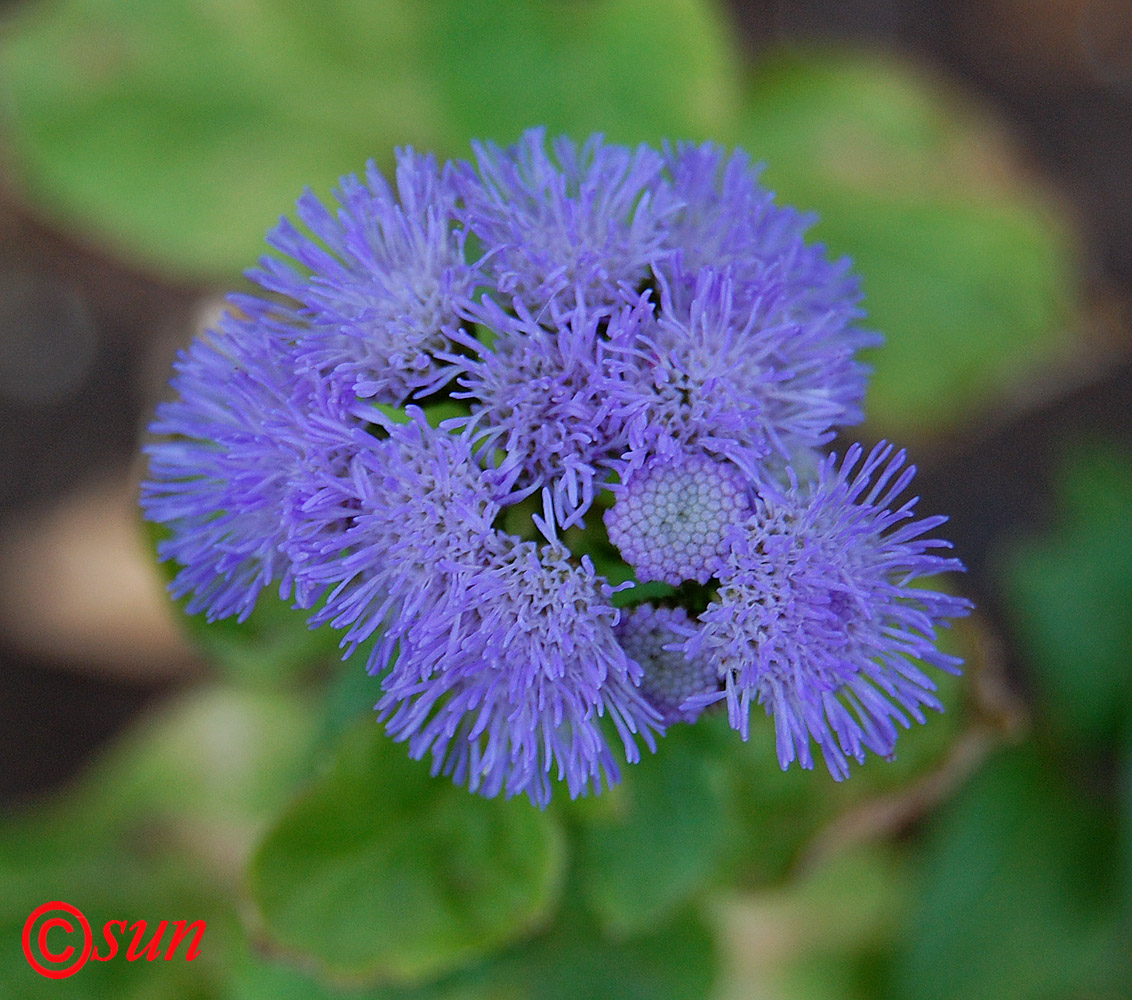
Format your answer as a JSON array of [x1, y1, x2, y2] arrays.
[[143, 127, 971, 804]]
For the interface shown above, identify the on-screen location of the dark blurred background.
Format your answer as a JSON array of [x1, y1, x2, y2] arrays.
[[0, 0, 1129, 836]]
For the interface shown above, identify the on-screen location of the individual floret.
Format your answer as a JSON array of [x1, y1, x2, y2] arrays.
[[610, 266, 873, 478], [455, 128, 674, 318], [378, 509, 663, 806], [251, 149, 476, 407], [657, 141, 862, 321], [141, 299, 357, 622], [684, 442, 972, 779], [290, 412, 503, 672], [448, 293, 644, 526]]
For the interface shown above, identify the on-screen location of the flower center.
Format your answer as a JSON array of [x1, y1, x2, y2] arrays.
[[616, 606, 718, 724], [604, 452, 749, 585]]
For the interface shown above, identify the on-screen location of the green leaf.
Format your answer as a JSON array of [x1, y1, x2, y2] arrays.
[[428, 904, 718, 1000], [238, 903, 716, 1000], [180, 590, 347, 689], [90, 685, 322, 827], [710, 627, 972, 889], [998, 443, 1132, 747], [249, 719, 567, 985], [227, 941, 374, 1000], [1117, 722, 1132, 989], [0, 0, 738, 277], [0, 686, 321, 1000], [312, 656, 383, 759], [0, 844, 235, 1000], [414, 0, 739, 150], [736, 50, 1076, 436], [892, 738, 1122, 1000], [890, 742, 1123, 1000], [576, 726, 733, 934], [499, 905, 717, 1000]]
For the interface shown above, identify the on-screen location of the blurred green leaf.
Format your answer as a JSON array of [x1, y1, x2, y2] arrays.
[[249, 719, 567, 985], [1118, 725, 1132, 991], [312, 655, 382, 759], [90, 685, 322, 827], [711, 632, 971, 889], [227, 937, 386, 1000], [890, 742, 1123, 1000], [179, 590, 347, 689], [424, 903, 717, 1000], [715, 845, 908, 1000], [0, 686, 323, 1000], [737, 50, 1076, 436], [576, 725, 733, 934], [0, 0, 738, 276], [494, 904, 716, 1000], [413, 0, 738, 149], [236, 873, 716, 1000], [0, 844, 235, 1000], [999, 443, 1132, 747]]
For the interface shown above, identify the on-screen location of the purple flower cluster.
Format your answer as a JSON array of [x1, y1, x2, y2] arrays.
[[143, 128, 970, 804]]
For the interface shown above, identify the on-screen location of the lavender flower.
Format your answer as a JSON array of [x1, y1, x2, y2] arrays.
[[445, 293, 641, 527], [141, 298, 355, 622], [378, 522, 661, 806], [251, 149, 475, 408], [658, 141, 862, 320], [609, 263, 874, 479], [286, 411, 502, 671], [455, 128, 674, 316], [143, 128, 970, 802], [684, 442, 972, 779]]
